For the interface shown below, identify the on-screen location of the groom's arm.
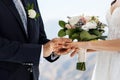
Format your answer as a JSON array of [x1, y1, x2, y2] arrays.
[[37, 9, 60, 62], [0, 37, 41, 65], [0, 37, 60, 65]]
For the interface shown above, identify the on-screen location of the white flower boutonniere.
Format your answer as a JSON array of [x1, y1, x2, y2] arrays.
[[28, 9, 37, 19], [26, 3, 40, 19]]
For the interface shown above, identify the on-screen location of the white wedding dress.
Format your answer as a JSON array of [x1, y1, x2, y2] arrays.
[[91, 7, 120, 80]]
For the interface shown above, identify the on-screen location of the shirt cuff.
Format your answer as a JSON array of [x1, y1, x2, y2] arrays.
[[44, 52, 60, 62]]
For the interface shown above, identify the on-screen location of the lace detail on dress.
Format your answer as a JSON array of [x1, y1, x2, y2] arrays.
[[106, 7, 120, 40]]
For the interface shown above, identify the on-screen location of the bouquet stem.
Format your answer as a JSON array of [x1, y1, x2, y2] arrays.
[[76, 48, 86, 71]]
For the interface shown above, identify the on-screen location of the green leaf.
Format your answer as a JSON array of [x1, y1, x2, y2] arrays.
[[99, 36, 107, 40], [66, 29, 75, 35], [35, 13, 40, 18], [26, 3, 34, 10], [31, 3, 34, 9], [92, 30, 102, 36], [58, 29, 66, 37], [66, 29, 77, 40], [59, 20, 66, 28], [26, 4, 30, 10], [80, 31, 98, 41], [71, 33, 79, 41]]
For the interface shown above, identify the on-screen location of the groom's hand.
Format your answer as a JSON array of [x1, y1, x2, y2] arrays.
[[43, 38, 72, 57], [51, 38, 72, 55]]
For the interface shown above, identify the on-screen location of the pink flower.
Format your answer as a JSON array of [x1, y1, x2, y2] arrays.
[[65, 24, 75, 29], [79, 16, 87, 24]]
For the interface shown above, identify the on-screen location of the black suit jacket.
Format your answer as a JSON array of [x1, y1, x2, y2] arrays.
[[0, 0, 59, 80]]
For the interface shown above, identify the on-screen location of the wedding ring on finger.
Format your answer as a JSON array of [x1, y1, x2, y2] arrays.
[[68, 50, 75, 54]]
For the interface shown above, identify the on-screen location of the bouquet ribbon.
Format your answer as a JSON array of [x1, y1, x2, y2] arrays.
[[76, 48, 86, 71]]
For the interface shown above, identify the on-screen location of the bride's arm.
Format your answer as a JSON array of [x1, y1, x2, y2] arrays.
[[74, 39, 120, 51]]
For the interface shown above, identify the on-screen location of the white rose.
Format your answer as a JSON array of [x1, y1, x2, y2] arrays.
[[85, 21, 97, 29], [81, 25, 89, 31], [68, 16, 80, 26], [28, 9, 37, 19]]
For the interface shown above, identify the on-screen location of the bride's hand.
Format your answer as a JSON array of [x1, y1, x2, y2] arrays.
[[69, 42, 96, 53], [67, 42, 96, 56], [63, 42, 80, 57]]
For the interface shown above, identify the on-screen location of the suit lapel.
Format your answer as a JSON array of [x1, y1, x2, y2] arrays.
[[1, 0, 28, 38], [22, 0, 39, 43], [2, 0, 39, 43]]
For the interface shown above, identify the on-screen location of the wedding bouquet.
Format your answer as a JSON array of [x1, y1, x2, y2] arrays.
[[58, 14, 107, 71]]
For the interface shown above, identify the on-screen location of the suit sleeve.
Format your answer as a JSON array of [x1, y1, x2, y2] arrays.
[[0, 37, 41, 65], [35, 4, 60, 62]]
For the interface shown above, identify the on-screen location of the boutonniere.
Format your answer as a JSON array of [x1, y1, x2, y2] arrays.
[[26, 3, 40, 19]]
